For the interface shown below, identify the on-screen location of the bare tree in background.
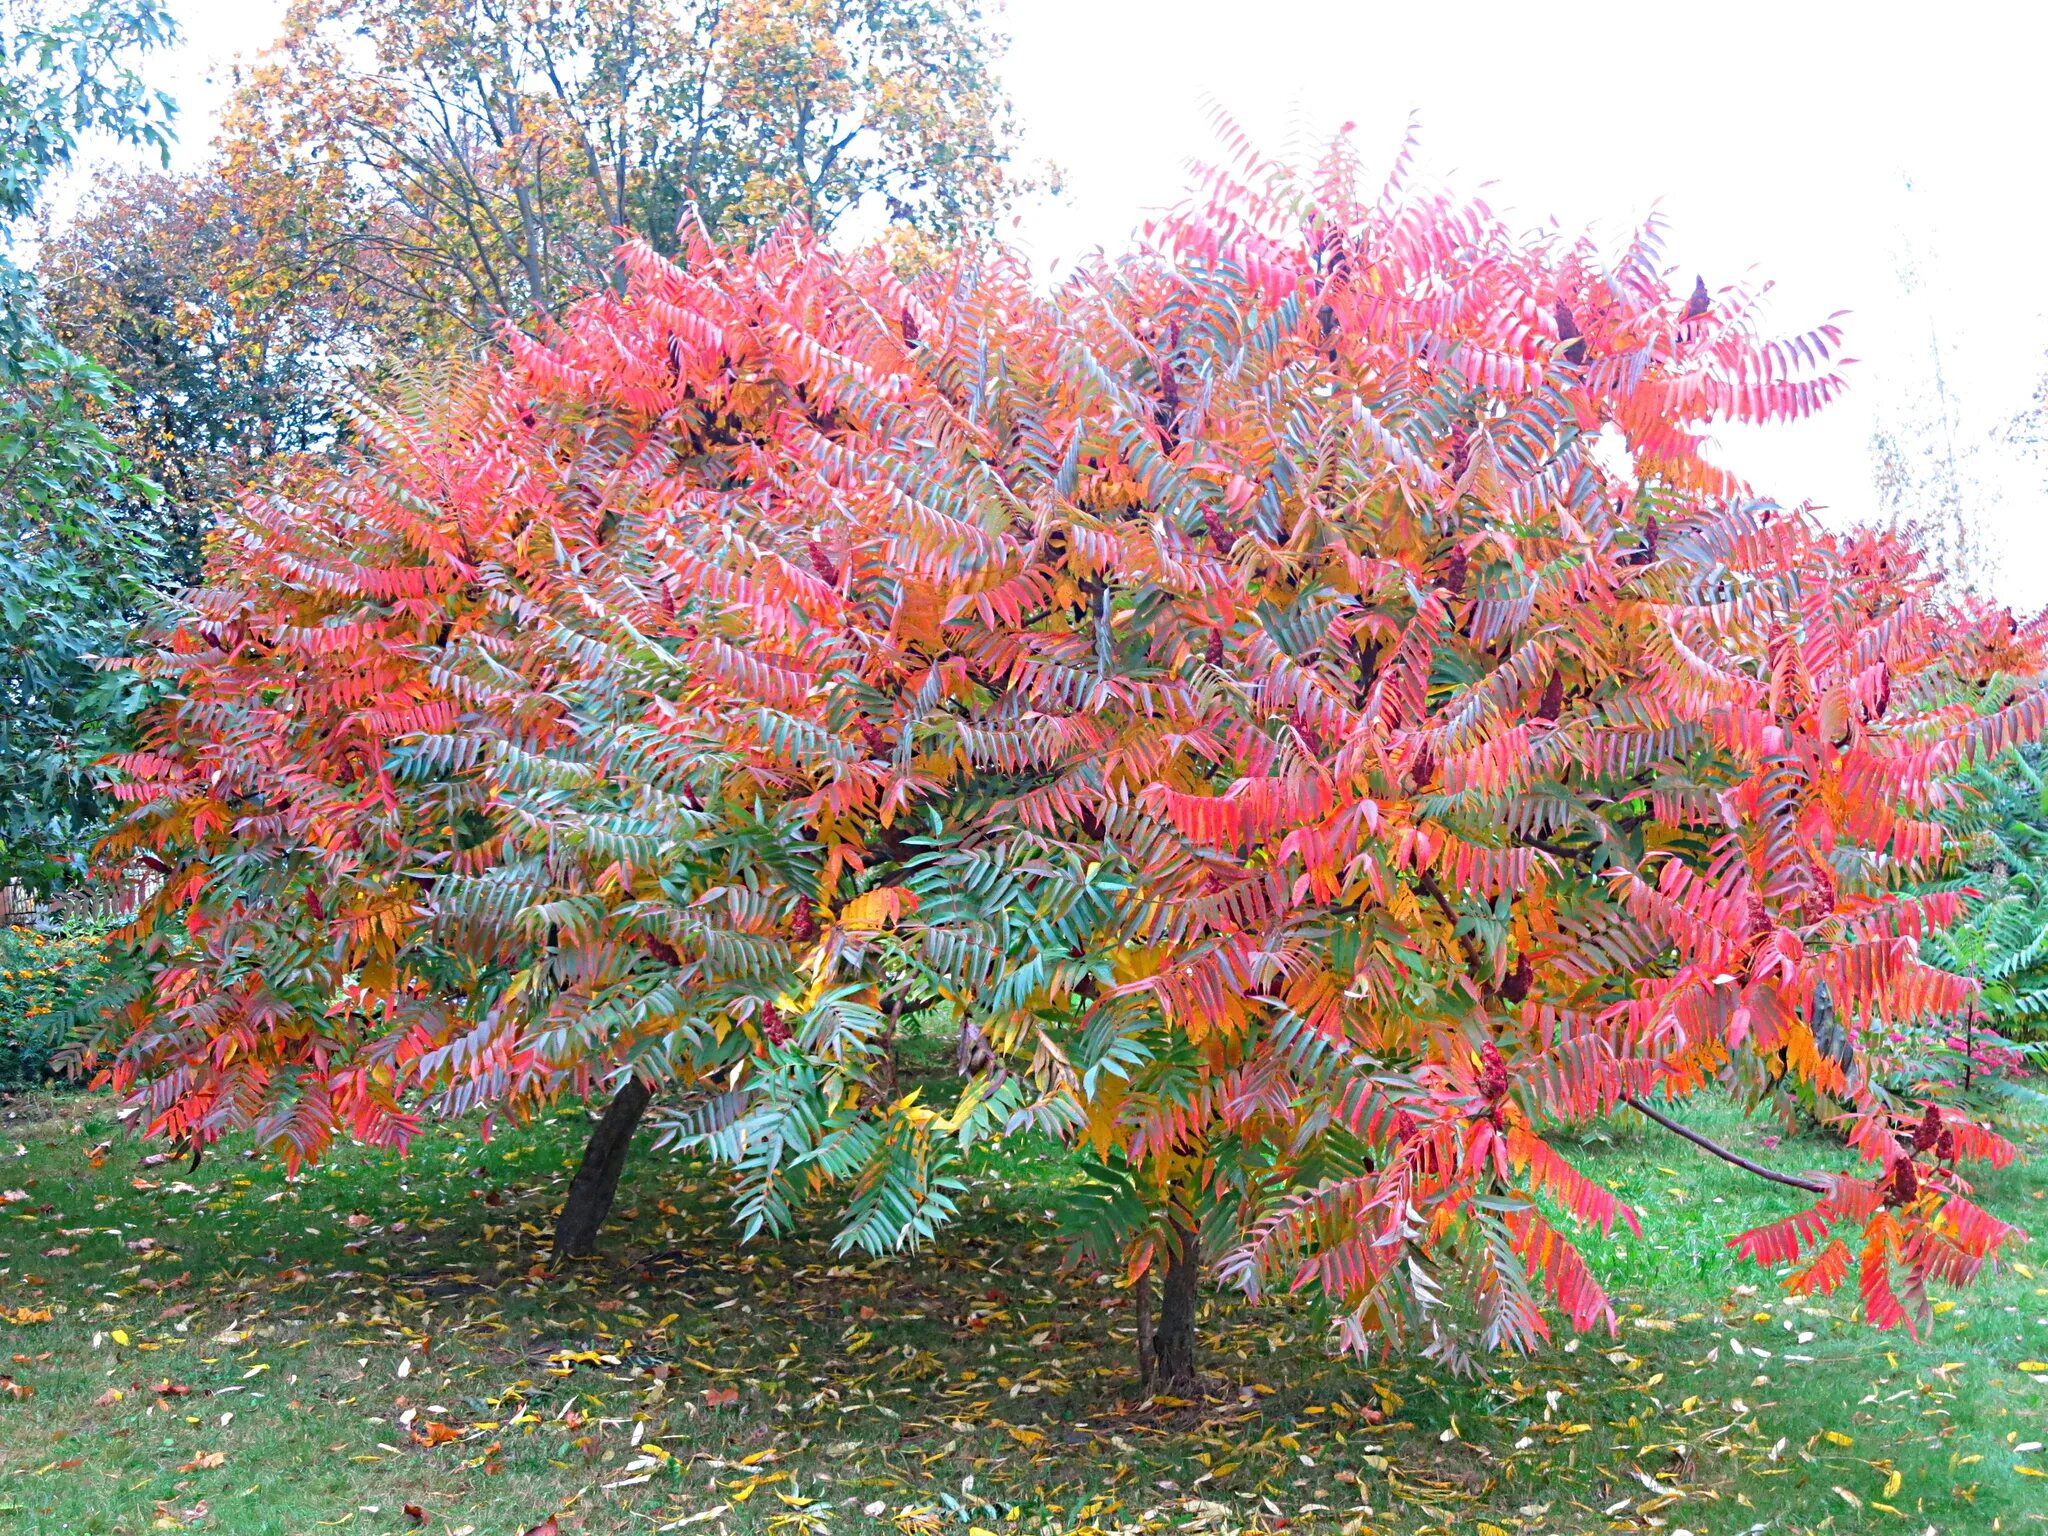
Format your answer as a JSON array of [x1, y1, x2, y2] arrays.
[[1868, 206, 2000, 592]]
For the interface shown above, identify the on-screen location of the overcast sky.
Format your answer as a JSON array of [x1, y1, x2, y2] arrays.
[[87, 0, 2048, 611]]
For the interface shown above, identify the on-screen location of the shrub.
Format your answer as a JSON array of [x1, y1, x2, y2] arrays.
[[0, 920, 106, 1086]]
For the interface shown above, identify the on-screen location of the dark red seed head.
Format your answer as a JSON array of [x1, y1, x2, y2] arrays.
[[1409, 743, 1435, 790], [807, 540, 839, 587], [1500, 954, 1533, 1005], [1911, 1103, 1942, 1153], [1204, 505, 1233, 556], [1805, 855, 1837, 922], [1746, 892, 1771, 940], [1884, 1156, 1919, 1208], [1478, 1041, 1509, 1101], [1442, 546, 1468, 596]]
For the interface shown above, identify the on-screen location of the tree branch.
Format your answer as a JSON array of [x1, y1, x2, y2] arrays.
[[1623, 1094, 1827, 1193]]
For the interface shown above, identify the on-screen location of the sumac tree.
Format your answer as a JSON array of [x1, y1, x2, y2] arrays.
[[85, 133, 2042, 1368]]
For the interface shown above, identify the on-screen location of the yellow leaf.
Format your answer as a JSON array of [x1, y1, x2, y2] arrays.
[[1081, 1075, 1127, 1157], [1883, 1469, 1903, 1498], [1823, 1430, 1854, 1447], [2017, 1361, 2048, 1373], [837, 888, 916, 933], [2018, 1466, 2047, 1479], [111, 1329, 131, 1346], [1479, 1524, 1512, 1536]]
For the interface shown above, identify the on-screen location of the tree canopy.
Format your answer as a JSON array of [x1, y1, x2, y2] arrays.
[[83, 131, 2048, 1369], [216, 0, 1028, 349], [1, 0, 179, 888]]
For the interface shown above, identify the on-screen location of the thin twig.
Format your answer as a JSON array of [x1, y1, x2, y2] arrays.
[[1623, 1095, 1827, 1194]]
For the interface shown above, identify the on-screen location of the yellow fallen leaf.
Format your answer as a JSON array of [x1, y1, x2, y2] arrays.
[[111, 1329, 130, 1346], [728, 1471, 787, 1504], [2017, 1361, 2048, 1373], [1823, 1430, 1854, 1447], [1884, 1469, 1903, 1498]]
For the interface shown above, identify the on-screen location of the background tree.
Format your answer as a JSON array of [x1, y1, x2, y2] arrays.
[[1, 0, 178, 889], [37, 165, 350, 584], [216, 0, 1027, 349], [1909, 743, 2048, 1100]]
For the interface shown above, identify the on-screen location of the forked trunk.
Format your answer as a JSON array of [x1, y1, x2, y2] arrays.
[[1151, 1220, 1200, 1393], [551, 1076, 653, 1261]]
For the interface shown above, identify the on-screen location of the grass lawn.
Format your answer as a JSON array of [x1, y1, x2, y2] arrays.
[[0, 1081, 2043, 1536]]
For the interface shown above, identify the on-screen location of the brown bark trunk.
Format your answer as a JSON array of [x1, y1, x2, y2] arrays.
[[1134, 1263, 1155, 1392], [1151, 1220, 1200, 1393], [551, 1076, 653, 1261]]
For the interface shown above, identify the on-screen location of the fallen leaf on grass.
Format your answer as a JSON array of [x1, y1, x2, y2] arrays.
[[704, 1386, 738, 1407], [92, 1388, 123, 1406], [520, 1520, 559, 1536], [1, 1307, 51, 1325], [403, 1504, 426, 1524], [176, 1451, 225, 1473], [410, 1420, 462, 1447]]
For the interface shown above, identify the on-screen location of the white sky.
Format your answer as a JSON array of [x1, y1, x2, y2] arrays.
[[82, 0, 2048, 611]]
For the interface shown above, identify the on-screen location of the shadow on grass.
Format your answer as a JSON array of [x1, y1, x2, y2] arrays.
[[0, 1086, 2041, 1536]]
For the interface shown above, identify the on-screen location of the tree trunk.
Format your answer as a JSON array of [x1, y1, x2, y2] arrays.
[[551, 1076, 653, 1261], [1134, 1263, 1155, 1392], [1151, 1220, 1200, 1393]]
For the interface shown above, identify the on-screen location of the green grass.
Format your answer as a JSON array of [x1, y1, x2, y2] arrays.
[[0, 1086, 2042, 1536]]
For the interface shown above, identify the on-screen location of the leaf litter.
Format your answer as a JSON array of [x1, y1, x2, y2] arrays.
[[0, 1088, 2040, 1534]]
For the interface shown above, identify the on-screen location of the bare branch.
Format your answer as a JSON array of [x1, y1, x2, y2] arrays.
[[1624, 1095, 1827, 1194]]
